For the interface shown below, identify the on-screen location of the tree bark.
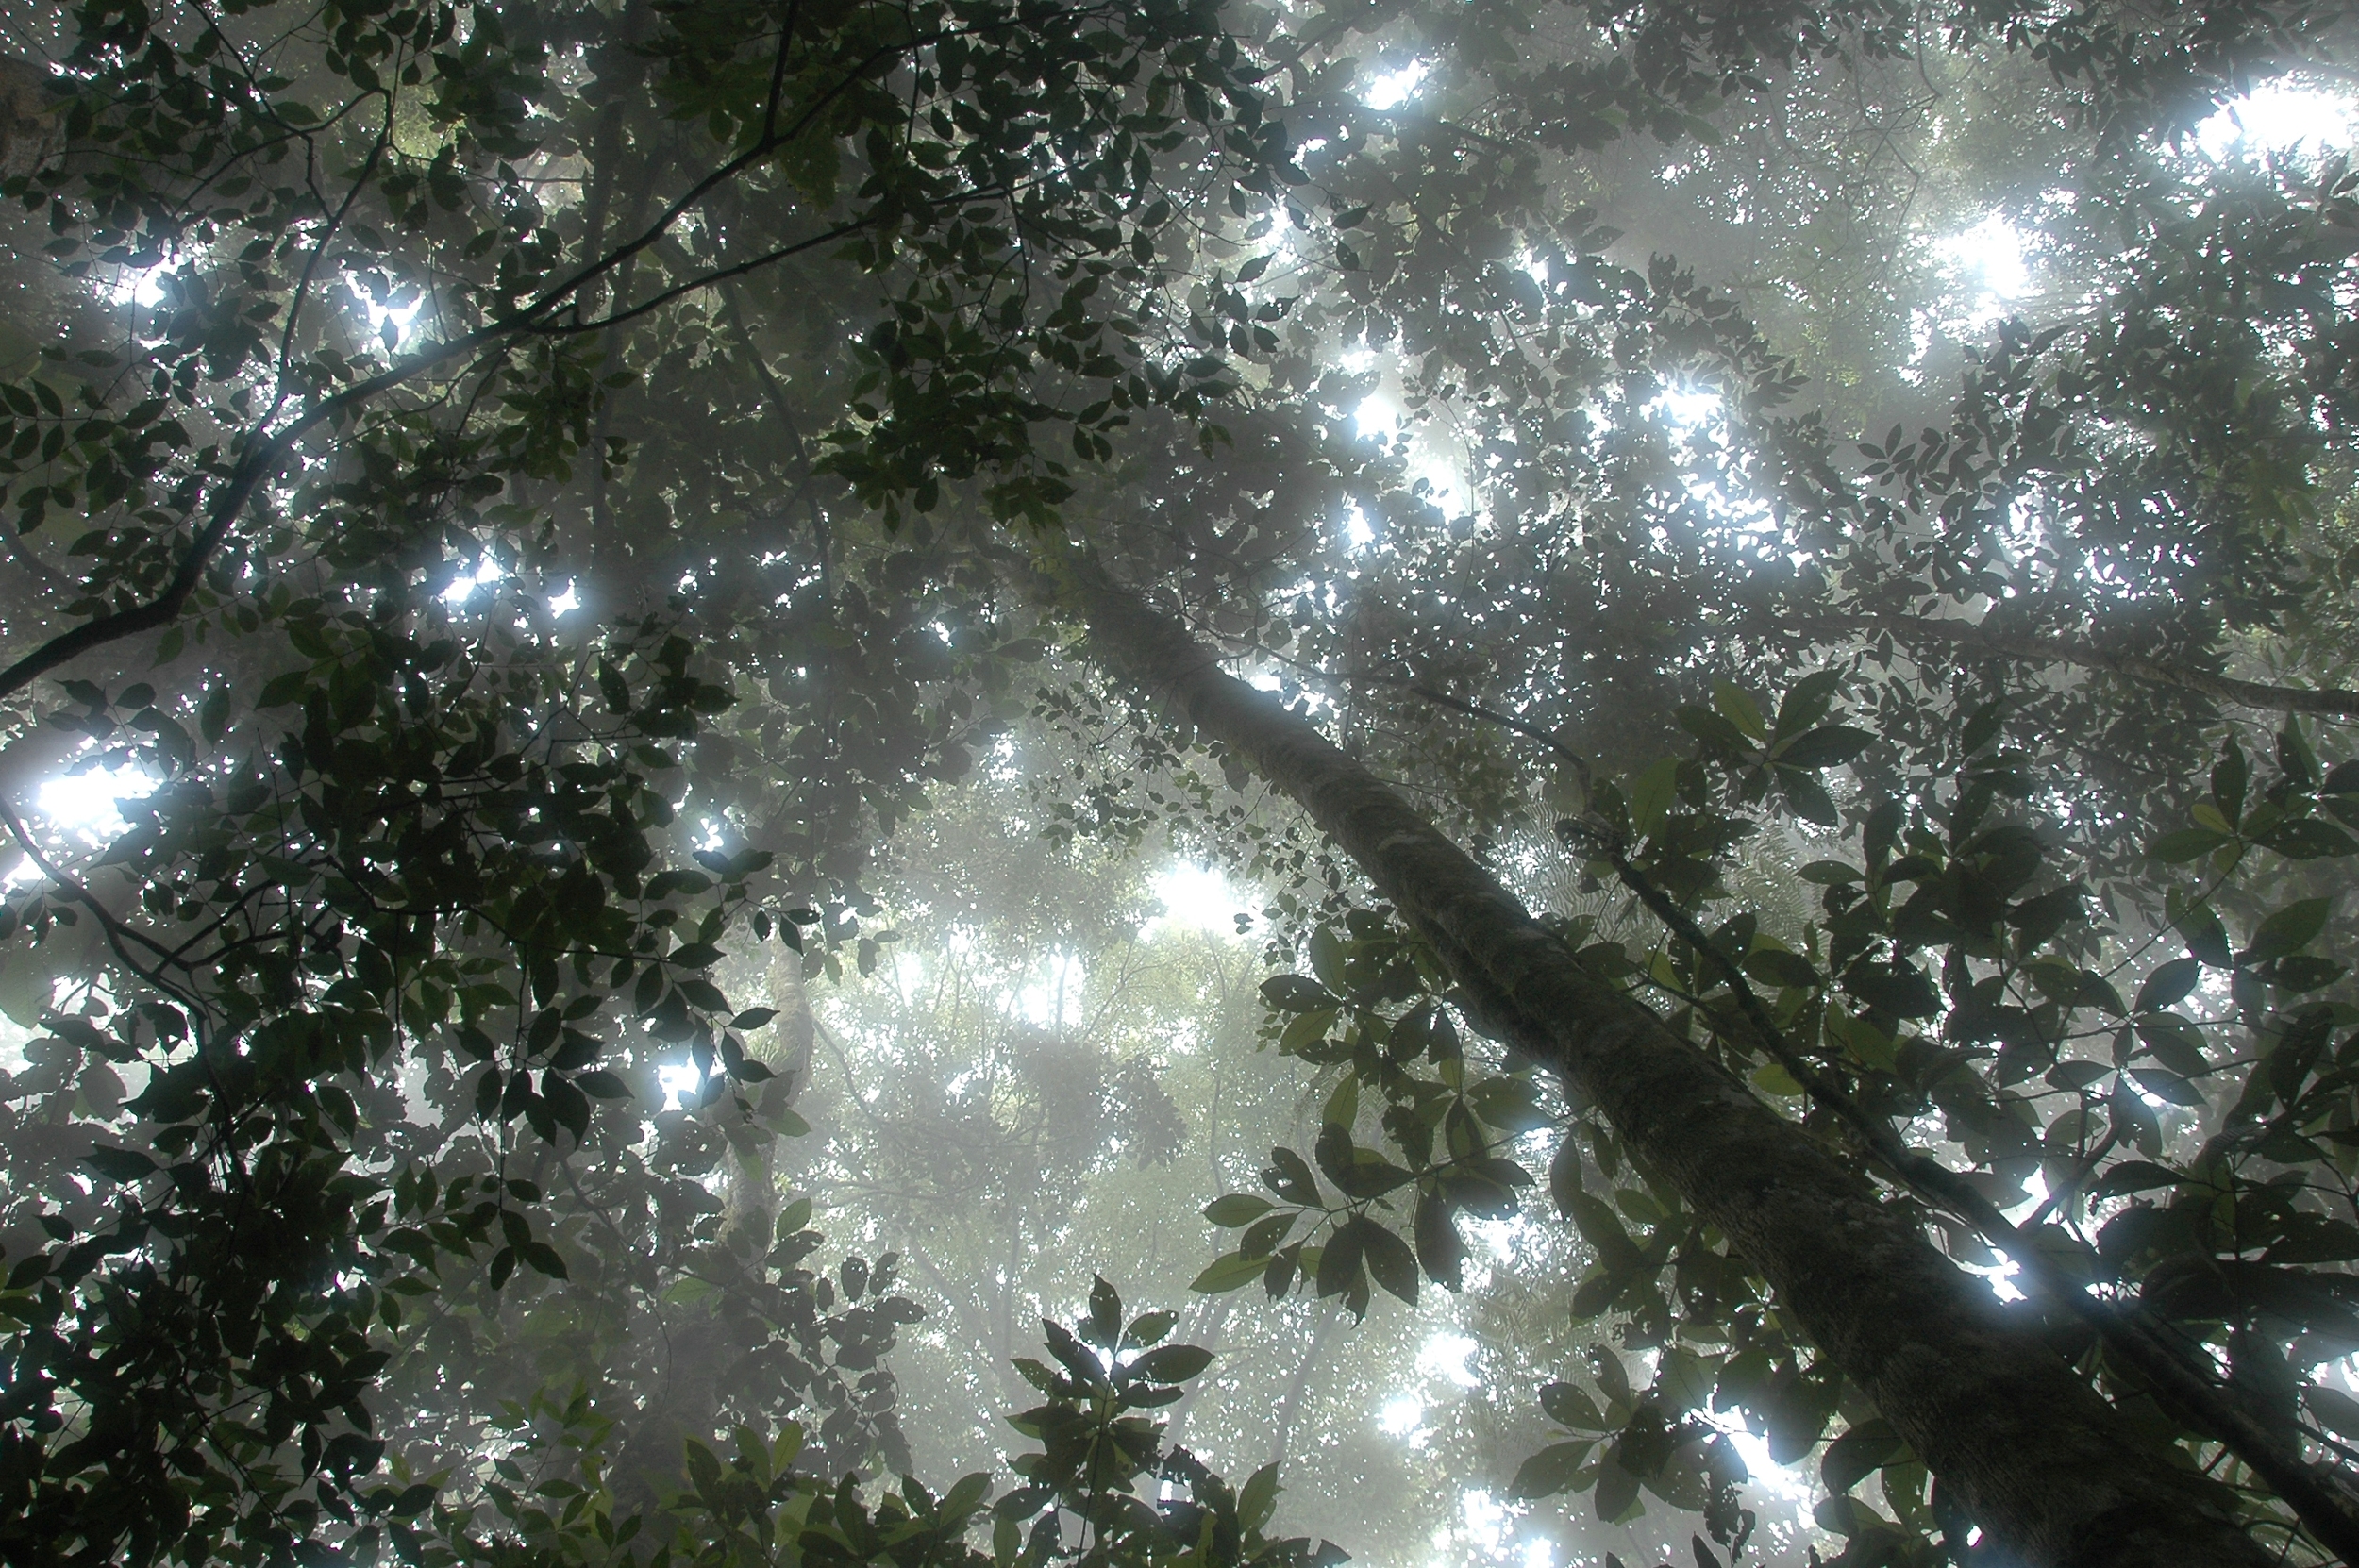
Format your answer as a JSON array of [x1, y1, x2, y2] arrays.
[[1055, 553, 2275, 1568]]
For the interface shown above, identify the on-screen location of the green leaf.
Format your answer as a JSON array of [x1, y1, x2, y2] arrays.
[[574, 1070, 631, 1099], [1743, 946, 1820, 991], [2133, 958, 2201, 1013], [1238, 1464, 1281, 1534], [2094, 1160, 2183, 1196], [1765, 1375, 1832, 1465], [1308, 925, 1347, 990], [1711, 681, 1766, 742], [1773, 726, 1872, 769], [2264, 819, 2359, 859], [199, 684, 232, 743], [1323, 1071, 1358, 1129], [1123, 1309, 1177, 1350], [1773, 670, 1845, 737], [1264, 1146, 1321, 1205], [2149, 826, 2231, 863], [2271, 954, 2347, 992], [1509, 1441, 1595, 1499], [1280, 1007, 1336, 1055], [1775, 767, 1839, 826], [1315, 1219, 1365, 1308], [2243, 897, 2331, 965], [1548, 1134, 1583, 1217], [2133, 1013, 2210, 1077], [1189, 1253, 1268, 1293], [1593, 1454, 1642, 1523], [1815, 1495, 1892, 1540], [1205, 1193, 1276, 1227], [1129, 1343, 1213, 1384], [258, 669, 310, 708], [2129, 1069, 2207, 1109], [1540, 1381, 1606, 1431], [1958, 697, 2010, 757], [388, 1482, 438, 1517], [1241, 1210, 1297, 1258], [1570, 1269, 1628, 1319], [82, 1146, 157, 1183], [1414, 1193, 1464, 1292], [1466, 1075, 1550, 1132], [1564, 1191, 1644, 1274], [1361, 1221, 1419, 1307], [2282, 723, 2320, 787], [1087, 1276, 1122, 1347], [1820, 1419, 1904, 1493], [1261, 975, 1332, 1012], [2212, 737, 2248, 824], [2175, 903, 2234, 968], [1628, 758, 1680, 840], [1675, 705, 1754, 755]]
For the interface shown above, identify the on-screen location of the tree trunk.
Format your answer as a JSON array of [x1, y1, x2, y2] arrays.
[[723, 944, 818, 1248], [1056, 553, 2272, 1568], [1266, 1302, 1342, 1474]]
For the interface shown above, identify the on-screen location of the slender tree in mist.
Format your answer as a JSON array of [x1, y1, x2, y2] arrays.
[[2, 4, 2359, 1567]]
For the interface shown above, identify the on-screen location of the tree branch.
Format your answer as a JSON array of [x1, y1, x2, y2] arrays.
[[1780, 609, 2359, 720]]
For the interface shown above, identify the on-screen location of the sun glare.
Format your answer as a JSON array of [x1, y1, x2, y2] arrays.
[[1148, 861, 1243, 936], [1937, 214, 2032, 304], [1417, 1332, 1481, 1388], [442, 557, 505, 606], [2197, 81, 2359, 159], [1364, 60, 1430, 112], [657, 1061, 710, 1109], [36, 763, 157, 842]]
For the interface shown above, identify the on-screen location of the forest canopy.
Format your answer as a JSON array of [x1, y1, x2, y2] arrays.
[[4, 3, 2359, 1567]]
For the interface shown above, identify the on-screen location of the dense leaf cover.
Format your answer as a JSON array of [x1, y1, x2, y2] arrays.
[[2, 0, 2359, 1565]]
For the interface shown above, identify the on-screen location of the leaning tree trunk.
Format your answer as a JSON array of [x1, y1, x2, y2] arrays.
[[1052, 552, 2276, 1568]]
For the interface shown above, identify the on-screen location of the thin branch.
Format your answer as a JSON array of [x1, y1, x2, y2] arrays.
[[271, 101, 394, 404], [527, 211, 888, 339], [0, 792, 193, 999], [1781, 608, 2359, 720], [0, 25, 946, 707], [761, 0, 803, 144]]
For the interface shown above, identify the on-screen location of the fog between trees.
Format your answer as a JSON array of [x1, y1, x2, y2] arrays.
[[2, 4, 2359, 1567]]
